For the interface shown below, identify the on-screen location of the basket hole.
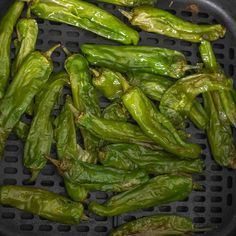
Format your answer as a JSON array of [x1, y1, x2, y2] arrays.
[[41, 168, 55, 176], [143, 207, 154, 212], [181, 11, 192, 17], [5, 145, 19, 152], [124, 215, 136, 222], [3, 179, 17, 185], [36, 39, 43, 46], [211, 217, 222, 223], [8, 133, 18, 140], [194, 196, 205, 202], [53, 61, 60, 69], [211, 207, 222, 213], [41, 180, 54, 187], [227, 176, 233, 188], [194, 206, 205, 213], [5, 156, 18, 163], [215, 53, 224, 59], [213, 43, 224, 49], [57, 225, 71, 232], [180, 41, 192, 47], [2, 212, 15, 219], [39, 28, 44, 35], [39, 225, 53, 231], [21, 212, 34, 220], [48, 40, 61, 46], [165, 9, 176, 15], [194, 133, 206, 139], [65, 41, 79, 49], [194, 175, 206, 181], [49, 21, 62, 25], [23, 168, 31, 175], [159, 206, 171, 212], [193, 217, 205, 223], [210, 186, 222, 192], [49, 29, 62, 36], [94, 226, 107, 232], [37, 19, 44, 24], [67, 31, 80, 37], [77, 226, 89, 232], [211, 196, 222, 202], [198, 12, 209, 18], [227, 194, 232, 206], [4, 167, 17, 174], [147, 38, 159, 44], [176, 206, 188, 212], [199, 144, 207, 150], [95, 216, 108, 221], [211, 175, 222, 182], [228, 65, 234, 76], [211, 165, 222, 171], [163, 38, 175, 45], [20, 224, 33, 231], [181, 50, 192, 57], [95, 192, 108, 200]]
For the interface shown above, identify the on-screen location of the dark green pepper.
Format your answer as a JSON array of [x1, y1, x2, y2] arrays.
[[47, 156, 149, 192], [30, 0, 139, 45], [81, 44, 196, 79], [0, 185, 85, 224], [89, 174, 194, 216], [65, 53, 101, 163], [110, 214, 209, 236], [0, 46, 58, 158], [99, 143, 205, 174], [24, 72, 68, 181], [94, 0, 156, 7], [122, 87, 201, 159], [121, 5, 226, 42], [0, 1, 24, 99]]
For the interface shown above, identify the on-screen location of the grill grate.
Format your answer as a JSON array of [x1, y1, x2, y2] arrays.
[[0, 0, 236, 235]]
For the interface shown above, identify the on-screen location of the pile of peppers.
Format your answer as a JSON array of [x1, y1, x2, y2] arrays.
[[0, 0, 235, 234]]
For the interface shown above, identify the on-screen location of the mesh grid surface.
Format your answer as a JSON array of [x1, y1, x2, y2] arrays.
[[0, 0, 236, 235]]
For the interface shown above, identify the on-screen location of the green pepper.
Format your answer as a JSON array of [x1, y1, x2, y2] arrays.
[[65, 53, 101, 163], [94, 0, 156, 7], [0, 1, 24, 99], [89, 174, 194, 216], [0, 45, 58, 158], [110, 214, 209, 236], [24, 72, 68, 181], [121, 5, 226, 43], [81, 44, 197, 79], [99, 143, 205, 174], [0, 185, 85, 224], [14, 121, 30, 141], [160, 73, 233, 128], [54, 96, 90, 201], [47, 156, 149, 192], [30, 0, 139, 45], [122, 87, 201, 159]]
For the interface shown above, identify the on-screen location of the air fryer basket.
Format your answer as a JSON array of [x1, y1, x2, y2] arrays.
[[0, 0, 236, 235]]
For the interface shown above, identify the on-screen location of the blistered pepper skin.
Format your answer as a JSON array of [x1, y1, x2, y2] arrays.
[[89, 174, 193, 216], [94, 0, 156, 7], [81, 44, 188, 79], [0, 185, 84, 224], [121, 5, 226, 43], [0, 1, 24, 99], [31, 0, 139, 45]]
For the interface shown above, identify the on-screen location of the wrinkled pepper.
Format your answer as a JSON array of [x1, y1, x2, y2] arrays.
[[65, 53, 101, 163], [0, 46, 58, 158], [89, 174, 194, 216], [54, 96, 90, 201], [99, 143, 205, 174], [81, 44, 196, 79], [30, 0, 139, 45], [160, 73, 233, 128], [47, 156, 149, 192], [14, 121, 30, 141], [0, 1, 24, 99], [110, 214, 209, 236], [121, 5, 226, 42], [94, 0, 156, 7], [24, 72, 68, 181], [122, 87, 201, 159], [0, 185, 85, 224]]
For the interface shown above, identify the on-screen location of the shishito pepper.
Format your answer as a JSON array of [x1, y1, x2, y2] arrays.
[[121, 5, 226, 43], [94, 0, 156, 7], [0, 185, 85, 224], [0, 46, 58, 158], [122, 87, 201, 159], [0, 1, 24, 99], [160, 73, 233, 128], [54, 96, 90, 201], [47, 156, 149, 192], [81, 44, 196, 79], [99, 143, 205, 174], [30, 0, 139, 45], [89, 174, 194, 216], [110, 214, 209, 236], [65, 53, 101, 163], [24, 72, 68, 181]]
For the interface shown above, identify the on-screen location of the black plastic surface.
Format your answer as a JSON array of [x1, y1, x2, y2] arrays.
[[0, 0, 236, 235]]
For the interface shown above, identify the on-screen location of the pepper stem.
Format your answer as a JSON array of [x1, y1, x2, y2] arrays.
[[45, 155, 61, 168], [26, 7, 31, 18], [90, 68, 101, 78], [119, 9, 133, 21], [62, 46, 72, 57], [68, 103, 81, 119], [44, 44, 61, 59], [27, 169, 40, 183], [81, 214, 89, 221], [183, 63, 203, 72]]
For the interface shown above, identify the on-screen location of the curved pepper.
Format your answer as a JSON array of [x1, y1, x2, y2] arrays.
[[89, 174, 194, 216], [121, 5, 226, 43], [0, 185, 84, 224], [81, 44, 194, 79], [122, 87, 201, 159], [94, 0, 156, 7], [24, 71, 68, 181], [47, 156, 149, 192], [99, 143, 205, 174], [30, 0, 139, 45], [0, 46, 58, 158], [65, 53, 101, 163], [160, 73, 233, 128], [0, 1, 24, 99], [110, 214, 209, 236]]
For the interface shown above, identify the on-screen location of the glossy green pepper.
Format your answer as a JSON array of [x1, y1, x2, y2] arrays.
[[121, 5, 226, 43], [89, 174, 194, 216], [47, 156, 149, 192], [0, 1, 24, 99], [160, 73, 233, 128], [122, 87, 201, 159], [0, 185, 85, 224], [0, 46, 58, 158], [24, 72, 68, 181], [94, 0, 156, 7], [54, 96, 90, 201], [81, 44, 196, 79], [99, 143, 205, 174], [65, 53, 101, 163], [110, 214, 209, 236], [30, 0, 139, 45]]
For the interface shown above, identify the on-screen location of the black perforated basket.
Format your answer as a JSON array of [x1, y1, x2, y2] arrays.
[[0, 0, 236, 235]]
